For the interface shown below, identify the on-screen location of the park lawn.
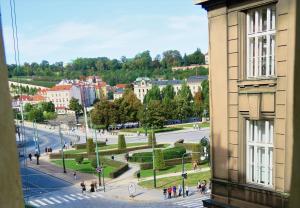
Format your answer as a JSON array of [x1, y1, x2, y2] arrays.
[[120, 127, 183, 133], [169, 122, 210, 129], [138, 170, 211, 189], [140, 163, 209, 178], [51, 159, 116, 178], [64, 142, 149, 154]]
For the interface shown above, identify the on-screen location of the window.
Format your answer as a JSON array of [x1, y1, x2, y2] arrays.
[[246, 120, 273, 186], [247, 6, 276, 78]]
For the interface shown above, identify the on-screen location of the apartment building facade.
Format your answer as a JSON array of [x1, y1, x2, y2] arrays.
[[133, 76, 208, 103], [196, 0, 295, 207]]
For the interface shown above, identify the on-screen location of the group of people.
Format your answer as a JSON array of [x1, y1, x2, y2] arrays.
[[80, 181, 98, 194], [44, 147, 53, 153], [197, 180, 208, 194], [163, 185, 189, 199]]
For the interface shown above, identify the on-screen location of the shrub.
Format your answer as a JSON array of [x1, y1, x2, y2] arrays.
[[130, 146, 186, 163], [118, 134, 126, 150], [154, 149, 165, 170], [75, 154, 84, 164], [148, 131, 156, 146], [140, 157, 192, 170], [75, 141, 106, 150], [109, 163, 129, 178], [87, 138, 95, 154]]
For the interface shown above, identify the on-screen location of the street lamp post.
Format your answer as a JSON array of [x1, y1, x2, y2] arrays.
[[59, 124, 67, 173], [94, 128, 102, 186], [152, 127, 157, 188], [182, 152, 189, 197]]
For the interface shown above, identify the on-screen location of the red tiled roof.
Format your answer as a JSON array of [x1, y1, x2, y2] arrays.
[[116, 84, 127, 89], [32, 95, 45, 101], [49, 85, 72, 91], [18, 95, 33, 101], [55, 106, 67, 109]]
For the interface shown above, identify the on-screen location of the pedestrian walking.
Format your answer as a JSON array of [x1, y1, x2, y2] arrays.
[[81, 181, 86, 194], [201, 180, 207, 194], [167, 187, 172, 199], [172, 185, 177, 198], [45, 147, 48, 154], [93, 181, 98, 191], [73, 171, 77, 180], [163, 188, 167, 199], [28, 153, 32, 162], [193, 162, 197, 171], [111, 155, 115, 160], [136, 171, 141, 181], [197, 181, 201, 192], [178, 185, 182, 197], [185, 186, 189, 196], [90, 183, 95, 192]]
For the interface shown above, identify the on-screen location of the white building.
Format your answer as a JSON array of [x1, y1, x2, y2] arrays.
[[133, 76, 208, 103]]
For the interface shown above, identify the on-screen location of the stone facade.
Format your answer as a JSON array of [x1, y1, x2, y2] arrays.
[[195, 0, 298, 207]]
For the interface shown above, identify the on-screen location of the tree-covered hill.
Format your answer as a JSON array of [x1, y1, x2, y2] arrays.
[[8, 49, 208, 86]]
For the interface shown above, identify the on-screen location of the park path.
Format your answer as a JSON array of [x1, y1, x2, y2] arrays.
[[140, 167, 211, 182]]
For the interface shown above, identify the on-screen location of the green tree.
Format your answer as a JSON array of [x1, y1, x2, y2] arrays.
[[193, 89, 203, 118], [144, 85, 161, 104], [154, 149, 165, 170], [118, 134, 127, 150], [162, 97, 177, 120], [39, 101, 55, 112], [69, 98, 83, 125], [75, 154, 84, 164], [27, 108, 44, 122], [201, 80, 209, 116], [161, 85, 175, 100], [177, 83, 193, 102], [148, 130, 157, 147], [91, 99, 115, 130], [139, 100, 165, 129], [86, 138, 95, 154], [24, 103, 33, 112], [161, 50, 183, 68]]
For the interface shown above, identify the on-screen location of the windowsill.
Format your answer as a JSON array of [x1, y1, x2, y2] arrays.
[[238, 78, 277, 88], [244, 182, 274, 192]]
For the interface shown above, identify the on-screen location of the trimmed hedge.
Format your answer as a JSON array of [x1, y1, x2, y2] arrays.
[[130, 146, 186, 163], [49, 144, 166, 159], [154, 149, 165, 170], [87, 138, 95, 154], [109, 163, 129, 178], [118, 135, 126, 150], [75, 141, 106, 150]]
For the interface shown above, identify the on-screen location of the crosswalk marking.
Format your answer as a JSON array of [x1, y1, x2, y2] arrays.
[[29, 192, 104, 207], [41, 198, 55, 205], [28, 201, 41, 207], [49, 197, 61, 204], [174, 195, 210, 208], [57, 196, 69, 202], [34, 199, 47, 206], [64, 195, 76, 201]]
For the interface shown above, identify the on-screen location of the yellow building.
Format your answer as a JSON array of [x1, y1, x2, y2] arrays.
[[195, 0, 299, 207]]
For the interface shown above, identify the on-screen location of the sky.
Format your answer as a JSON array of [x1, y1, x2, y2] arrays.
[[0, 0, 208, 64]]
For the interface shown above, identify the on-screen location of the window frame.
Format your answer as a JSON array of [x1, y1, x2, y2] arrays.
[[246, 5, 276, 79], [246, 119, 274, 187]]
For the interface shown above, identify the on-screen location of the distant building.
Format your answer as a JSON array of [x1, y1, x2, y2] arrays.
[[113, 88, 125, 100], [171, 64, 208, 72], [133, 76, 208, 103], [204, 52, 209, 65], [46, 85, 73, 114]]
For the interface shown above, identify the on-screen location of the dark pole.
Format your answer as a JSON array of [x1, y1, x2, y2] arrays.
[[59, 125, 67, 173], [182, 153, 187, 198], [102, 163, 105, 192], [152, 127, 156, 188]]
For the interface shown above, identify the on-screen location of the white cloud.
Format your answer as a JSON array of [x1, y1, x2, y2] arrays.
[[3, 13, 208, 64]]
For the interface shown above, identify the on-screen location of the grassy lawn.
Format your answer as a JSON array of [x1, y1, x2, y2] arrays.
[[169, 122, 210, 129], [120, 127, 183, 133], [140, 163, 209, 178], [64, 142, 149, 154], [51, 159, 116, 178], [138, 170, 211, 189]]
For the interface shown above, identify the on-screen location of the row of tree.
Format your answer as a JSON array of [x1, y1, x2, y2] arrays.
[[8, 49, 207, 86], [90, 81, 209, 130], [10, 83, 38, 95], [19, 102, 57, 122]]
